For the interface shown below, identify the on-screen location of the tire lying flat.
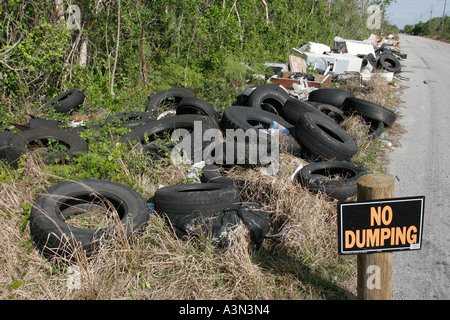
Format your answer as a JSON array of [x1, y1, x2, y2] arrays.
[[296, 161, 368, 201], [0, 130, 13, 160], [29, 179, 150, 258], [154, 183, 241, 217], [6, 128, 89, 169], [200, 164, 245, 189]]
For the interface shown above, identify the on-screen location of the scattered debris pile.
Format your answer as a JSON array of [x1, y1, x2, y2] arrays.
[[267, 33, 406, 97], [0, 34, 401, 260]]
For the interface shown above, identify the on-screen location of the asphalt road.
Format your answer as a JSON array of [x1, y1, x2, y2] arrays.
[[388, 34, 450, 300]]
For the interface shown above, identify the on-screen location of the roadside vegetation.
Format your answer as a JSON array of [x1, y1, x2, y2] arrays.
[[403, 15, 450, 42], [0, 1, 401, 300]]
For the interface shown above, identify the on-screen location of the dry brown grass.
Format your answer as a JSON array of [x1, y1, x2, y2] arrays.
[[0, 152, 357, 300], [338, 72, 406, 172]]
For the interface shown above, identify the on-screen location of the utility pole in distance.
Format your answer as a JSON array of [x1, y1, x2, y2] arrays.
[[430, 5, 433, 30], [443, 0, 447, 35]]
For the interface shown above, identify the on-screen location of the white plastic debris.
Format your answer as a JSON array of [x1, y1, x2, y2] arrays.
[[68, 117, 86, 127], [157, 110, 176, 120], [299, 42, 331, 54], [290, 158, 304, 181], [186, 161, 206, 183]]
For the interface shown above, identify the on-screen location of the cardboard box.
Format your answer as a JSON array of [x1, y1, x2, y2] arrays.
[[269, 72, 331, 90]]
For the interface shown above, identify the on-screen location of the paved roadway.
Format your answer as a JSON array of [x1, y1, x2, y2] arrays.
[[388, 34, 450, 300]]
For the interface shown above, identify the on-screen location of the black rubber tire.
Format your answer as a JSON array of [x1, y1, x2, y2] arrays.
[[293, 112, 358, 161], [375, 43, 389, 55], [146, 88, 195, 116], [6, 128, 89, 169], [245, 84, 290, 114], [29, 179, 150, 258], [104, 112, 155, 129], [154, 183, 241, 217], [27, 118, 63, 130], [365, 120, 385, 140], [0, 130, 13, 146], [296, 161, 368, 201], [342, 97, 396, 127], [307, 88, 355, 107], [362, 53, 377, 69], [307, 101, 348, 124], [204, 138, 293, 166], [377, 53, 401, 73], [201, 164, 236, 185], [279, 98, 325, 125], [44, 87, 86, 113], [221, 106, 293, 131], [120, 114, 218, 145], [235, 86, 257, 106], [120, 114, 218, 162], [0, 130, 13, 160], [220, 106, 301, 159], [279, 135, 303, 157], [200, 164, 245, 189], [176, 97, 219, 124]]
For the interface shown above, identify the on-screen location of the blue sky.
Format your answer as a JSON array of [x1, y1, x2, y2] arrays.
[[385, 0, 448, 28]]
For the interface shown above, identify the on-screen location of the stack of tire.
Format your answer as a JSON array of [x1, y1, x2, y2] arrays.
[[153, 183, 269, 247], [231, 85, 397, 202], [371, 44, 403, 74], [140, 85, 397, 203], [295, 87, 396, 201]]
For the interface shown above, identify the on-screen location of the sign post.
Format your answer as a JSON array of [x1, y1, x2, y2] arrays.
[[356, 174, 394, 300], [337, 173, 425, 300]]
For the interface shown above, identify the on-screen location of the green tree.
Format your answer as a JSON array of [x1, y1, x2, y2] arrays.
[[1, 0, 397, 122]]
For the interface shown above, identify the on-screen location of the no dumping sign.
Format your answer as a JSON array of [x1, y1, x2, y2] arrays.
[[338, 196, 425, 255]]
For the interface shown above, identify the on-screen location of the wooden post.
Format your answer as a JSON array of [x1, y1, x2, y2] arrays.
[[356, 173, 394, 300]]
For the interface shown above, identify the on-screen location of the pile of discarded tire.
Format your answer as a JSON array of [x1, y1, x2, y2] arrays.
[[290, 87, 396, 202], [229, 85, 397, 202], [360, 44, 404, 74], [2, 83, 397, 258], [154, 184, 269, 248]]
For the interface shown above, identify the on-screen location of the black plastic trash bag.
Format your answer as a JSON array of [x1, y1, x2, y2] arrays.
[[166, 202, 270, 247], [168, 209, 240, 247], [237, 202, 270, 246]]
